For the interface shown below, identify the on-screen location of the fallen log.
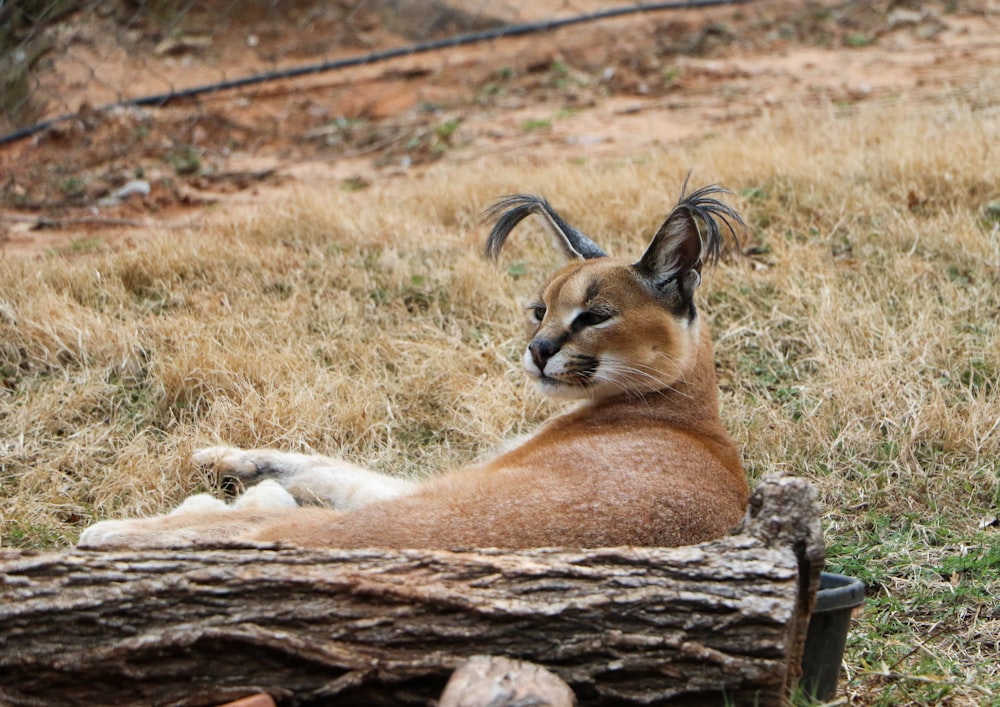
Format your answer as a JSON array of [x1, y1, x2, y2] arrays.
[[0, 476, 824, 706]]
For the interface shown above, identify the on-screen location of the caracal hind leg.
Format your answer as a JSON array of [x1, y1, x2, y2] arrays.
[[192, 446, 418, 510], [78, 480, 301, 549]]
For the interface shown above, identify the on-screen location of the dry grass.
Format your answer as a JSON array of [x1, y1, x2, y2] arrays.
[[2, 74, 999, 703]]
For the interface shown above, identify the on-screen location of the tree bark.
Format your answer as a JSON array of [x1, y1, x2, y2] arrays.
[[0, 476, 824, 706]]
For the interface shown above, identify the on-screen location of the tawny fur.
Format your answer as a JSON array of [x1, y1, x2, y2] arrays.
[[78, 185, 749, 551]]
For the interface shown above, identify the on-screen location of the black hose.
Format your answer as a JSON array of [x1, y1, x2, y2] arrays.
[[0, 0, 750, 146]]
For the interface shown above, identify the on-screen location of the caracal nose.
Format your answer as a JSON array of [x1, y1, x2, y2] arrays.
[[529, 338, 559, 371]]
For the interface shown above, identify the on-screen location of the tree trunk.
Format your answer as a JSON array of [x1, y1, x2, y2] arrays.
[[0, 476, 824, 706]]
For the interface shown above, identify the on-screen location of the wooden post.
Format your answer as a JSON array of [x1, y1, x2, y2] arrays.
[[0, 476, 824, 706]]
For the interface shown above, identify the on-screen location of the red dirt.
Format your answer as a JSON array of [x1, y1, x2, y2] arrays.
[[1, 0, 997, 256]]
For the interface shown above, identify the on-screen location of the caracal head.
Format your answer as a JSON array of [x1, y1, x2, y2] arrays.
[[484, 182, 746, 402]]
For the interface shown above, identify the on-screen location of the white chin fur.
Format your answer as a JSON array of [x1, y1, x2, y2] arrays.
[[524, 351, 586, 399], [534, 377, 589, 400]]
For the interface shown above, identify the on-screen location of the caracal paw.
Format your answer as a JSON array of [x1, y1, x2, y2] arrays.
[[77, 519, 136, 548], [191, 445, 262, 479], [169, 481, 297, 515], [232, 479, 298, 511], [191, 446, 309, 488], [169, 493, 228, 516], [77, 518, 198, 549]]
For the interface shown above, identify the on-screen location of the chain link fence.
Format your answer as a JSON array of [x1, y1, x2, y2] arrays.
[[1, 0, 909, 219]]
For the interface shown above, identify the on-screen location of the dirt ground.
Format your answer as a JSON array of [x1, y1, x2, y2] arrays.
[[1, 0, 997, 256]]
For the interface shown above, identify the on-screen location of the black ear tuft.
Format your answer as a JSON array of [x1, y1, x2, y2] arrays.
[[483, 194, 607, 261], [634, 182, 746, 285]]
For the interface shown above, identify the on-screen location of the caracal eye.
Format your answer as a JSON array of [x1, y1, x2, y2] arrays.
[[572, 310, 612, 331]]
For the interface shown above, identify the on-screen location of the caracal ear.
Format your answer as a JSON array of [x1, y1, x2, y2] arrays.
[[483, 194, 607, 261], [633, 182, 746, 310]]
